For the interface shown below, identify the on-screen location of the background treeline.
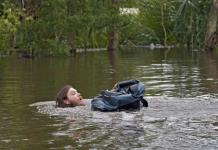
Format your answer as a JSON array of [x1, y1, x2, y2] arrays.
[[0, 0, 213, 56]]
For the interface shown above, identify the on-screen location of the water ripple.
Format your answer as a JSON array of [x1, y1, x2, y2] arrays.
[[31, 97, 218, 149]]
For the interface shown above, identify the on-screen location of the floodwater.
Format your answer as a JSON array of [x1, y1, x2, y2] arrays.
[[0, 48, 218, 149]]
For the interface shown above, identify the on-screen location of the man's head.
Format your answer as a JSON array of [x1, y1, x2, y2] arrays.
[[55, 85, 84, 107]]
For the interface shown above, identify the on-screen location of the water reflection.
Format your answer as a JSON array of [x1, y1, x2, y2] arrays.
[[108, 50, 118, 85]]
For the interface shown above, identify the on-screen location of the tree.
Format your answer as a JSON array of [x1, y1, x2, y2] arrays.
[[107, 0, 120, 51], [204, 0, 218, 51], [0, 2, 20, 54]]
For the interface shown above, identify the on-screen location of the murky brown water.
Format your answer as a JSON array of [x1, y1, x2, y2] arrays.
[[1, 48, 218, 149]]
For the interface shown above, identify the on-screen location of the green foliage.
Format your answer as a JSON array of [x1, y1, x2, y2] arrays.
[[0, 0, 215, 56], [130, 0, 211, 47], [173, 0, 211, 48], [19, 0, 69, 56], [16, 0, 114, 56], [137, 0, 179, 45], [0, 2, 20, 54]]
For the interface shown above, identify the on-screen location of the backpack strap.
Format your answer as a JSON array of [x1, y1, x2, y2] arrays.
[[140, 97, 148, 107], [117, 80, 139, 88]]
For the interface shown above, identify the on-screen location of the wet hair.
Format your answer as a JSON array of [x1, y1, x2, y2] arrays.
[[55, 85, 74, 108]]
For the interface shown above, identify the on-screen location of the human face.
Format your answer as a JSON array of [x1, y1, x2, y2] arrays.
[[66, 88, 84, 106]]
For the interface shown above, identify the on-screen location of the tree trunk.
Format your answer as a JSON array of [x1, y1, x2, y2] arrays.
[[107, 0, 119, 51], [21, 0, 26, 9], [204, 0, 218, 51], [108, 26, 119, 51]]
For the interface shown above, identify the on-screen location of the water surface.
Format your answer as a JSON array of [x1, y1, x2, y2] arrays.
[[0, 48, 218, 149]]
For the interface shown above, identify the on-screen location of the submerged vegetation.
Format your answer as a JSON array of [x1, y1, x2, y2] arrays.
[[0, 0, 216, 56]]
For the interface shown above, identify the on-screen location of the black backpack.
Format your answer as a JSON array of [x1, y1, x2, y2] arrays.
[[91, 79, 148, 112]]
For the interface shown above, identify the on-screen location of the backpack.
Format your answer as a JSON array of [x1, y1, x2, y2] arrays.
[[91, 79, 148, 112]]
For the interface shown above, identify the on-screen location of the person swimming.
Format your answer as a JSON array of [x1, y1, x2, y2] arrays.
[[55, 85, 85, 107], [55, 80, 148, 111]]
